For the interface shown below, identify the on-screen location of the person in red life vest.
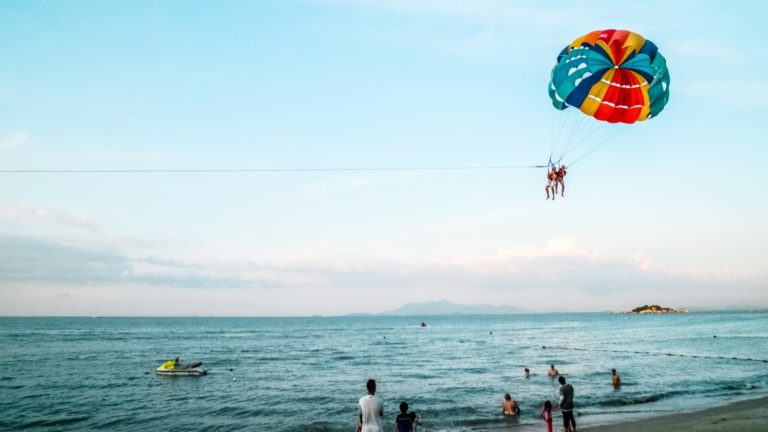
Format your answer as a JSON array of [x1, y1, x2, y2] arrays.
[[545, 166, 558, 200], [557, 165, 567, 197]]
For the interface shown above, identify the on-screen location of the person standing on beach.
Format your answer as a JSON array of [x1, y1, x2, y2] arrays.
[[541, 400, 553, 432], [611, 369, 622, 388], [547, 364, 559, 377], [358, 379, 384, 432], [394, 401, 415, 432], [556, 376, 576, 432]]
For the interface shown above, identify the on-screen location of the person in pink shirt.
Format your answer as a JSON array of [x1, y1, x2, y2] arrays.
[[541, 400, 553, 432]]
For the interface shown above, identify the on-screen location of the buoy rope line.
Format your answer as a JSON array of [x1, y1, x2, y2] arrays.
[[542, 345, 768, 364]]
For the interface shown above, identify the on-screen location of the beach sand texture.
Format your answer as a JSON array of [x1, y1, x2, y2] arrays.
[[584, 396, 768, 431]]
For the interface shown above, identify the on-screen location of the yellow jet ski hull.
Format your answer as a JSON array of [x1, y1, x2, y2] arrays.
[[156, 359, 207, 376]]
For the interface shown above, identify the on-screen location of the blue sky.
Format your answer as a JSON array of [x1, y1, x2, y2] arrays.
[[1, 0, 767, 315]]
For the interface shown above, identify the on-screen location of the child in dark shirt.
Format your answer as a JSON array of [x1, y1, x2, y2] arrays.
[[395, 401, 416, 432]]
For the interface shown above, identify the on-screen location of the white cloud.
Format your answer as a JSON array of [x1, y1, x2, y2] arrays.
[[452, 237, 592, 265], [0, 203, 99, 233], [2, 234, 765, 315], [0, 132, 30, 150]]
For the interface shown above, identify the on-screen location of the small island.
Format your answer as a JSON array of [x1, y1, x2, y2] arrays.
[[616, 304, 688, 314]]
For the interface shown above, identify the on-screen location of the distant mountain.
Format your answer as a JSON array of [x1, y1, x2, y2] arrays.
[[383, 300, 528, 316]]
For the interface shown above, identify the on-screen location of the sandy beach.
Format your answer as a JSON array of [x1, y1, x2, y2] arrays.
[[584, 396, 768, 432]]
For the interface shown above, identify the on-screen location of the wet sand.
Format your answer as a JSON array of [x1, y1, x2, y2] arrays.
[[479, 396, 768, 432], [584, 396, 768, 432]]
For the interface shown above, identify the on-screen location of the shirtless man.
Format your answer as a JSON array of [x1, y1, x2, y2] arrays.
[[502, 393, 520, 416], [545, 167, 558, 200], [547, 364, 559, 377], [557, 165, 567, 197], [524, 367, 531, 378], [611, 369, 622, 388]]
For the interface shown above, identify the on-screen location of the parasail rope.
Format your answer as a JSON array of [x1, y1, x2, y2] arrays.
[[0, 165, 551, 174]]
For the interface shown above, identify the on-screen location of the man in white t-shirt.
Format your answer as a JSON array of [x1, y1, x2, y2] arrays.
[[357, 379, 384, 432]]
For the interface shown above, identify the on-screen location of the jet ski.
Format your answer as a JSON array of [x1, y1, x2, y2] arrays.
[[156, 357, 207, 376]]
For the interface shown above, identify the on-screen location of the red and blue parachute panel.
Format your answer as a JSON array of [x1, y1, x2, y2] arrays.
[[548, 29, 670, 124]]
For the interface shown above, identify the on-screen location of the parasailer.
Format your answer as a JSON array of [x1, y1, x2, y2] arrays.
[[546, 29, 670, 198], [545, 164, 567, 200], [545, 166, 559, 200]]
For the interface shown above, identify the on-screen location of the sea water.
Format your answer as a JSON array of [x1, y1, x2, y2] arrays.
[[1, 313, 767, 431]]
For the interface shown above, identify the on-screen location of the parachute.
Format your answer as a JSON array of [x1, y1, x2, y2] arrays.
[[547, 29, 670, 165]]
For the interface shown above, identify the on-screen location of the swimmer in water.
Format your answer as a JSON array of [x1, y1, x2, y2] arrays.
[[548, 364, 559, 377], [612, 368, 622, 388], [503, 393, 520, 416]]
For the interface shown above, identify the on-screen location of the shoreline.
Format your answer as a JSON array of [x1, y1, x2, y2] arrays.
[[582, 395, 768, 431], [480, 396, 768, 432]]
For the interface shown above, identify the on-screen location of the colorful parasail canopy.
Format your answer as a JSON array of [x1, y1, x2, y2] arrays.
[[548, 29, 670, 124]]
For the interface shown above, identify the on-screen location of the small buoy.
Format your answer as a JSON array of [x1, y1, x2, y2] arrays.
[[542, 346, 546, 349], [713, 335, 717, 338], [229, 368, 233, 371]]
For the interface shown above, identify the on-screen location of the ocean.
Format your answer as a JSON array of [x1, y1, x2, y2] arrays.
[[1, 313, 767, 431]]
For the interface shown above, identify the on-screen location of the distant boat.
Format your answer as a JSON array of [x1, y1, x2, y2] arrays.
[[420, 321, 427, 327]]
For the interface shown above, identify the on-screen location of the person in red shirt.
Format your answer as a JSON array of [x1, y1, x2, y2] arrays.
[[557, 165, 567, 197], [541, 400, 553, 432]]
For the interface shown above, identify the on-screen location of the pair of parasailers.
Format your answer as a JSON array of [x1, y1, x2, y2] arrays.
[[545, 165, 567, 200]]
